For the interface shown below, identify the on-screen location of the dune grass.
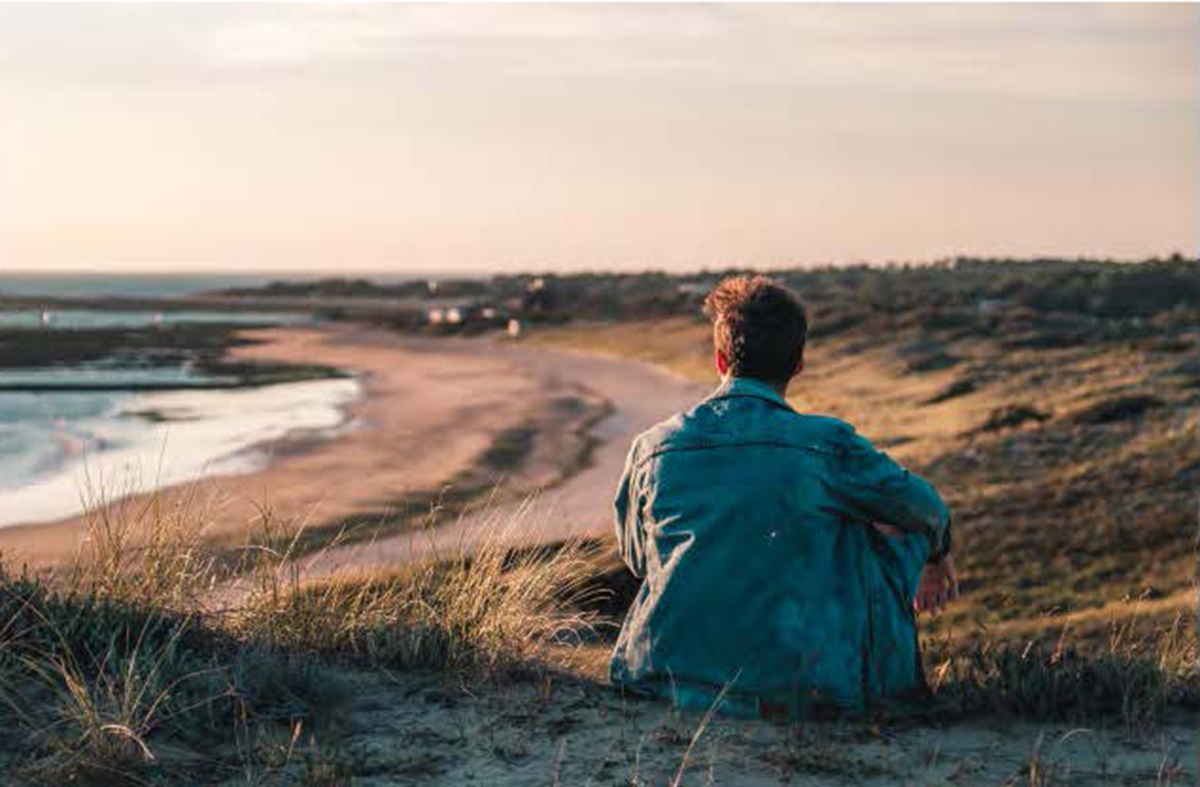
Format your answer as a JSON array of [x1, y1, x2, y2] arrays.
[[234, 503, 606, 676], [0, 490, 605, 784], [921, 611, 1197, 730], [0, 484, 1195, 784]]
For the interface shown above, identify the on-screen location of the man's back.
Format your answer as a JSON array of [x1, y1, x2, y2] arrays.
[[610, 376, 951, 717]]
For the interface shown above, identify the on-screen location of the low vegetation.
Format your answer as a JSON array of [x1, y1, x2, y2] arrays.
[[214, 256, 1198, 344], [236, 505, 604, 675], [0, 492, 605, 784], [923, 614, 1197, 729]]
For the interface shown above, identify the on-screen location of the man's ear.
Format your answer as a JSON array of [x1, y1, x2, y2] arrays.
[[791, 354, 805, 380], [715, 349, 730, 377]]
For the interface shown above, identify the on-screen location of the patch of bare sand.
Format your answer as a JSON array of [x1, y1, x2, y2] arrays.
[[216, 669, 1198, 786]]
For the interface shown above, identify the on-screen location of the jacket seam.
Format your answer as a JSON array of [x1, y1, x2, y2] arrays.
[[633, 439, 845, 470]]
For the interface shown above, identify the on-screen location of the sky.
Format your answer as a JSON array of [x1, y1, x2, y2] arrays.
[[1, 3, 1196, 274]]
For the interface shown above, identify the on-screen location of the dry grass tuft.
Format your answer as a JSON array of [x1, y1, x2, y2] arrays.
[[68, 468, 223, 611], [236, 500, 608, 677], [924, 610, 1198, 730]]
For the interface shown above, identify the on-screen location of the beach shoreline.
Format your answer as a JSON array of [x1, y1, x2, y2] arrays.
[[0, 374, 362, 528], [0, 323, 701, 571]]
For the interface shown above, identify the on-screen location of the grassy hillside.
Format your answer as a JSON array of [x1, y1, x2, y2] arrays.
[[528, 295, 1196, 652]]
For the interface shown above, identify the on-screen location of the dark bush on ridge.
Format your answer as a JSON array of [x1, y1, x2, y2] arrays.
[[211, 257, 1199, 342], [1071, 394, 1165, 425]]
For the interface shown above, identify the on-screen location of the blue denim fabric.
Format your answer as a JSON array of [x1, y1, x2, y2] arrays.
[[609, 377, 951, 717]]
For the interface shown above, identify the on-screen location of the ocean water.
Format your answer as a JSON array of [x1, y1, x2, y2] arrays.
[[0, 275, 365, 527], [0, 378, 361, 526], [0, 271, 442, 299], [0, 273, 297, 299], [0, 309, 308, 329]]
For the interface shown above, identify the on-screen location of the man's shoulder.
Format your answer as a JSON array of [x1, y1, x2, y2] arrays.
[[627, 411, 688, 460], [628, 402, 865, 464], [768, 411, 867, 453]]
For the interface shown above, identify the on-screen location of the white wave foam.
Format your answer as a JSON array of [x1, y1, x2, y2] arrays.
[[0, 377, 362, 527]]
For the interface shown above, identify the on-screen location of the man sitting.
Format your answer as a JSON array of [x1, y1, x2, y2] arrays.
[[610, 275, 957, 718]]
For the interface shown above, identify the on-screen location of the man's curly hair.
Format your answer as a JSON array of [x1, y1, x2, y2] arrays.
[[703, 275, 808, 382]]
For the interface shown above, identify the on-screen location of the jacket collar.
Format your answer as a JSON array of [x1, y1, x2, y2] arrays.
[[707, 376, 794, 411]]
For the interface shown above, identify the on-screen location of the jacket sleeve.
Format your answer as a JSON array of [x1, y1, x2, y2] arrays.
[[614, 441, 647, 577], [827, 426, 952, 562]]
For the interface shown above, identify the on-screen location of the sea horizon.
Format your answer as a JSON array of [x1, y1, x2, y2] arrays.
[[0, 271, 476, 300]]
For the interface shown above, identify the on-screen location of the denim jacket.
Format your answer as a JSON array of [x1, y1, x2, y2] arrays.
[[609, 377, 951, 717]]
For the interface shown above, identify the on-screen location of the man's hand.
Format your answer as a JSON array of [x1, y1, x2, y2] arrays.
[[915, 553, 959, 615]]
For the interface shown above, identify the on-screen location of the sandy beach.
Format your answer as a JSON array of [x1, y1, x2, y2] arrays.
[[0, 324, 705, 571]]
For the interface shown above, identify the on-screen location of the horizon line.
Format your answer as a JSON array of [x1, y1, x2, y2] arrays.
[[2, 251, 1194, 278]]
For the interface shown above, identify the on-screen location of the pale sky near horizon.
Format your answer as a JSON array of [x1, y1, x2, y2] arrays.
[[1, 3, 1196, 274]]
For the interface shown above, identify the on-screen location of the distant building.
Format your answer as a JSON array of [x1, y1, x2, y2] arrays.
[[521, 277, 553, 315]]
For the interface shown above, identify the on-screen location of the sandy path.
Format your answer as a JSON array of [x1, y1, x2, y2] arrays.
[[300, 339, 707, 577]]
